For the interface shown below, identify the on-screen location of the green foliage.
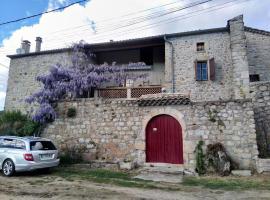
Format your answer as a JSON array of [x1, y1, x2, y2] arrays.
[[195, 140, 206, 175], [183, 176, 270, 190], [0, 110, 41, 136], [59, 145, 86, 165], [54, 168, 165, 190], [67, 107, 76, 118], [205, 143, 236, 176], [207, 109, 218, 122]]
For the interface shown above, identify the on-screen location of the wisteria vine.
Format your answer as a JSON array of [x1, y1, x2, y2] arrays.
[[26, 41, 146, 124]]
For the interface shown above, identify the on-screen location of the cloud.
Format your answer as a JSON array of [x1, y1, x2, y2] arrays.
[[0, 0, 269, 110], [48, 0, 70, 10]]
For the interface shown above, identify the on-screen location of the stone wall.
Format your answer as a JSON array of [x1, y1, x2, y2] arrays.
[[5, 51, 72, 113], [165, 31, 234, 101], [228, 15, 250, 99], [43, 98, 258, 170], [250, 82, 270, 157], [246, 31, 270, 82]]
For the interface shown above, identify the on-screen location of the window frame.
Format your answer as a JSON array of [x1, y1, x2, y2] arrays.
[[196, 61, 208, 81], [196, 42, 205, 52]]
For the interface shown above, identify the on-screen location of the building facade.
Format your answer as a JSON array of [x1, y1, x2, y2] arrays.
[[4, 15, 270, 171]]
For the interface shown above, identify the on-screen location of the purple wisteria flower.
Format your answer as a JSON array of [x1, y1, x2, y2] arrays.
[[26, 41, 146, 124]]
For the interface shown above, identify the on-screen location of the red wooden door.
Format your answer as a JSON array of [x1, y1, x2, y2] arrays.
[[146, 114, 183, 164]]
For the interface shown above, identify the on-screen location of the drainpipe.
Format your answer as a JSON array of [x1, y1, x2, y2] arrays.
[[164, 35, 175, 93]]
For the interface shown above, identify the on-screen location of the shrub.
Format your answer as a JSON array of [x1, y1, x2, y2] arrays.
[[0, 110, 41, 136], [195, 140, 206, 175], [59, 144, 86, 165], [67, 107, 76, 118], [205, 143, 237, 176]]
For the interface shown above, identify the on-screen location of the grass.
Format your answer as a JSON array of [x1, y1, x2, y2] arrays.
[[183, 176, 270, 190], [51, 167, 270, 191], [52, 167, 171, 190]]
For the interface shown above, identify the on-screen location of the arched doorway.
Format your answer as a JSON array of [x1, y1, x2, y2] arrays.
[[146, 114, 183, 164]]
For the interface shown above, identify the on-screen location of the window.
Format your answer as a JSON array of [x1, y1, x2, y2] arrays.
[[15, 140, 26, 149], [249, 74, 260, 82], [196, 42, 205, 52], [196, 61, 208, 81], [0, 139, 25, 149], [194, 58, 215, 81], [30, 141, 56, 151], [140, 47, 153, 65], [0, 139, 16, 148]]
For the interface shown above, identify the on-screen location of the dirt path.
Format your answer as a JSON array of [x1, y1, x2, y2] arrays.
[[0, 174, 270, 200]]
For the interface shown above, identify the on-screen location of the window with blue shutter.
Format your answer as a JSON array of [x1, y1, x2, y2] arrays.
[[196, 61, 208, 81]]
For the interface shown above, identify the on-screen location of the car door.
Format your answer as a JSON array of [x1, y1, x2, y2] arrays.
[[0, 138, 15, 167], [0, 138, 5, 167]]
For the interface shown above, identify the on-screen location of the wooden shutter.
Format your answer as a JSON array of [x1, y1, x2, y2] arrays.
[[194, 59, 198, 80], [209, 58, 215, 81]]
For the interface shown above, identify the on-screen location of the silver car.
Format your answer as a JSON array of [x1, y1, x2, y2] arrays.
[[0, 136, 60, 176]]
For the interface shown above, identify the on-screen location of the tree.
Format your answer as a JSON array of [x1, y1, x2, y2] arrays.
[[26, 41, 146, 124]]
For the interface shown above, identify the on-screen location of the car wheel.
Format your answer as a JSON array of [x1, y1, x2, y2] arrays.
[[2, 159, 15, 176]]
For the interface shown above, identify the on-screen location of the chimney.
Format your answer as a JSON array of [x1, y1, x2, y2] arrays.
[[21, 40, 31, 53], [35, 37, 42, 52]]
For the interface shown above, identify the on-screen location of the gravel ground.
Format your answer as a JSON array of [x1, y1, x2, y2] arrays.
[[0, 172, 270, 200]]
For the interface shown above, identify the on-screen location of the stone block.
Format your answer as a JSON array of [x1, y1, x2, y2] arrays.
[[119, 162, 133, 170], [231, 170, 251, 176]]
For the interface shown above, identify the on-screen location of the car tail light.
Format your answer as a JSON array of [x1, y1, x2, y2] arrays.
[[24, 153, 34, 161]]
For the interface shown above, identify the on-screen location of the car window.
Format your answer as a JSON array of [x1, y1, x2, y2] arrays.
[[0, 139, 26, 149], [1, 139, 16, 148], [0, 138, 4, 148], [30, 141, 56, 151], [15, 140, 26, 150]]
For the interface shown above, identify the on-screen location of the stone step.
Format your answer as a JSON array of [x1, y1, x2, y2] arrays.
[[139, 166, 184, 175], [257, 159, 270, 173], [134, 165, 196, 183], [134, 171, 183, 183]]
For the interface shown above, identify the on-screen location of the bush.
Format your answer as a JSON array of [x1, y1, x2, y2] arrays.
[[59, 144, 85, 165], [0, 110, 41, 136], [195, 140, 206, 175], [67, 107, 76, 118]]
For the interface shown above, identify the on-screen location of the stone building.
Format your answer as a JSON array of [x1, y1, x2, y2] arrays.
[[4, 15, 270, 172]]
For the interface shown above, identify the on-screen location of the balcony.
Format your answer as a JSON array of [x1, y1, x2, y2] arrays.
[[97, 86, 162, 99]]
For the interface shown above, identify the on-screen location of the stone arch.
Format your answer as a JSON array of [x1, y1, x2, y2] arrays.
[[141, 107, 187, 165]]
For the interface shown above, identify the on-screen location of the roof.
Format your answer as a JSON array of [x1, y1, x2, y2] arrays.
[[7, 27, 228, 59], [138, 93, 191, 106], [7, 25, 270, 59], [244, 26, 270, 36]]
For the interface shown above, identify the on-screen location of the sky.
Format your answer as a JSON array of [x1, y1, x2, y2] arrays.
[[0, 0, 269, 110]]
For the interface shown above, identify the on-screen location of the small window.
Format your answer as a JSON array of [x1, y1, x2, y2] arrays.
[[197, 42, 205, 52], [249, 74, 260, 82], [196, 61, 208, 81]]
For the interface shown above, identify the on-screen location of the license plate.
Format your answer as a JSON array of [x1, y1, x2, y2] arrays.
[[39, 154, 53, 160]]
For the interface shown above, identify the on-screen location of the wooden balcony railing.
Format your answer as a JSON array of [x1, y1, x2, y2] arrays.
[[97, 86, 162, 99]]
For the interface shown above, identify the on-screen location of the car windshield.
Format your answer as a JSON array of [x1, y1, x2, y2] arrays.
[[30, 141, 56, 151]]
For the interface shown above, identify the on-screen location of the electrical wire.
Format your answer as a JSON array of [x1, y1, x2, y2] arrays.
[[42, 0, 245, 48], [41, 0, 215, 44], [0, 0, 88, 26]]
